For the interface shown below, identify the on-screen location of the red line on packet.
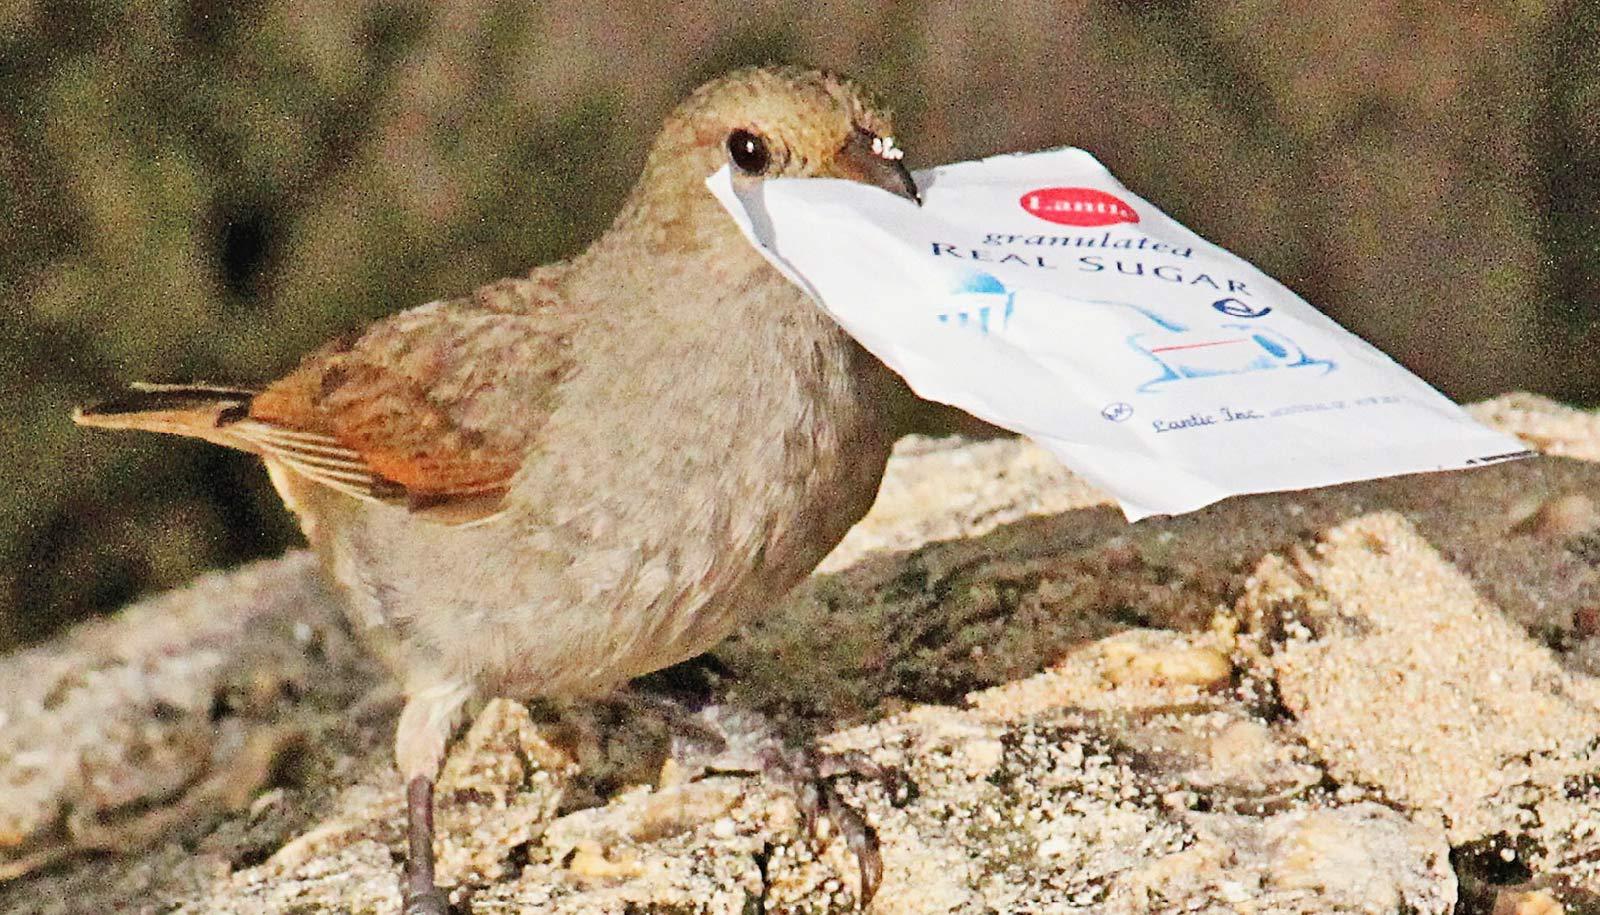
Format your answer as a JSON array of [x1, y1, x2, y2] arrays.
[[1146, 339, 1247, 353]]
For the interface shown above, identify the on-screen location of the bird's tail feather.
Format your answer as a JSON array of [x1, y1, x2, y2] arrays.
[[73, 383, 260, 450]]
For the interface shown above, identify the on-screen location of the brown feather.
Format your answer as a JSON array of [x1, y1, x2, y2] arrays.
[[249, 278, 575, 508], [73, 385, 409, 503], [73, 274, 575, 525]]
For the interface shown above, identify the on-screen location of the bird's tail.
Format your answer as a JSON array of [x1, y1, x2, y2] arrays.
[[73, 382, 260, 449]]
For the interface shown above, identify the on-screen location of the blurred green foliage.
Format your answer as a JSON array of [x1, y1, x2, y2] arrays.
[[1, 0, 1596, 650]]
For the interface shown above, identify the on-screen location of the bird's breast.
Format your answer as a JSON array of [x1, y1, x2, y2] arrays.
[[477, 290, 897, 693]]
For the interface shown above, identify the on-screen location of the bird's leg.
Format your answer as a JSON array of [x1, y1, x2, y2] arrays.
[[403, 776, 443, 914], [394, 679, 474, 915]]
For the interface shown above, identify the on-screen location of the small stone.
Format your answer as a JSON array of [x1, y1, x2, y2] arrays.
[[247, 788, 285, 820], [1219, 880, 1251, 903], [1098, 632, 1233, 690], [1036, 835, 1073, 858], [1496, 889, 1564, 915], [1512, 493, 1598, 540], [1573, 604, 1600, 639], [1268, 806, 1418, 910], [658, 757, 690, 790], [962, 738, 1005, 774], [1208, 719, 1278, 766], [567, 840, 643, 880]]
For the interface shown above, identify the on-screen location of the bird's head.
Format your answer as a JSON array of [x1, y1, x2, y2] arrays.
[[633, 66, 919, 218]]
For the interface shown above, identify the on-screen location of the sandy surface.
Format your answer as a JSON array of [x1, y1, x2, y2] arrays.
[[4, 393, 1600, 913]]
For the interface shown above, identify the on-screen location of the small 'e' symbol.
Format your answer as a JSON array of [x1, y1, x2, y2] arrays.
[[1213, 298, 1271, 318], [1102, 402, 1133, 422]]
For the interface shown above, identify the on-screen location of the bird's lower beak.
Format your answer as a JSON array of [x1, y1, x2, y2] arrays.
[[833, 131, 921, 205]]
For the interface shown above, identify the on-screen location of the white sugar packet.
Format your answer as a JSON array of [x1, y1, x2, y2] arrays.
[[707, 147, 1530, 520]]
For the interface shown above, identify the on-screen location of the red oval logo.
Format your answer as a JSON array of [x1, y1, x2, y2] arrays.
[[1020, 187, 1139, 226]]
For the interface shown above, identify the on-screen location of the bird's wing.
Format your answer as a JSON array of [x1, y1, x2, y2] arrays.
[[246, 276, 577, 524]]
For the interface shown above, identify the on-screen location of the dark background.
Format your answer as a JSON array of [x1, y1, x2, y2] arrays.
[[3, 0, 1597, 651]]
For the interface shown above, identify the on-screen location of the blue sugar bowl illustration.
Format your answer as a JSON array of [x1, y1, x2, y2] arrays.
[[935, 271, 1016, 334], [1121, 299, 1334, 392]]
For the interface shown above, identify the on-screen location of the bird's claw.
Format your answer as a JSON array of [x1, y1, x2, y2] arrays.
[[636, 692, 912, 908], [767, 747, 912, 908], [815, 750, 918, 809], [809, 779, 883, 905], [402, 887, 451, 915]]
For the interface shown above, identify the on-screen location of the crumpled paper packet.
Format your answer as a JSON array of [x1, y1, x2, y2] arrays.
[[710, 147, 1528, 519]]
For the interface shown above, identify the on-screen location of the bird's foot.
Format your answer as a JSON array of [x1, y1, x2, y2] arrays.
[[758, 744, 917, 908], [654, 700, 910, 909], [627, 659, 912, 907], [402, 886, 451, 915]]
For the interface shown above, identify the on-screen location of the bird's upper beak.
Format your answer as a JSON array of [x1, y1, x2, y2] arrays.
[[832, 129, 920, 205]]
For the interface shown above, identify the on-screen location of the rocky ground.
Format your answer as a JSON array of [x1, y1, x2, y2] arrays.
[[4, 393, 1600, 914]]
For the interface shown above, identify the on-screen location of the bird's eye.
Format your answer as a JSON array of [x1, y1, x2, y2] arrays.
[[727, 129, 771, 174]]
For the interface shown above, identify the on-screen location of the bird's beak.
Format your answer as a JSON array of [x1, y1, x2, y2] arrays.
[[832, 130, 921, 205]]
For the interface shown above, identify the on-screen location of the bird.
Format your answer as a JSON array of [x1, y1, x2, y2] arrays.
[[74, 65, 921, 913]]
